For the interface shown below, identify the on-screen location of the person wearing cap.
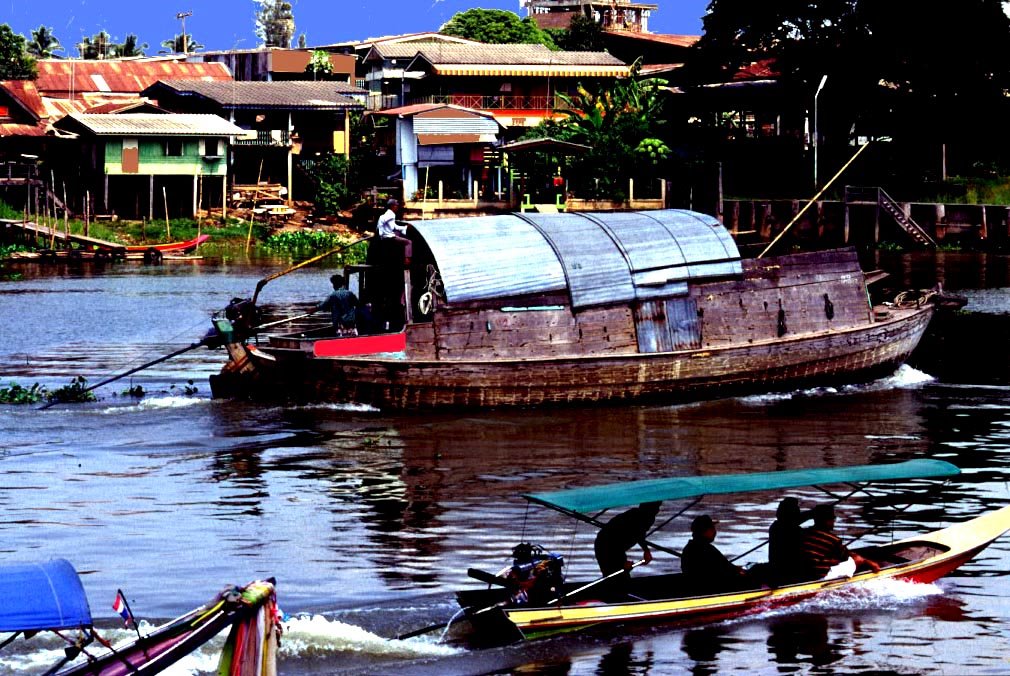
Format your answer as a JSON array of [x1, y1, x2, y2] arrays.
[[376, 198, 409, 243], [798, 504, 881, 580], [371, 197, 411, 331], [681, 515, 749, 593], [594, 502, 661, 598]]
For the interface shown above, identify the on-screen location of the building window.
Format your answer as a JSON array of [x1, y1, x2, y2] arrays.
[[164, 139, 185, 156], [204, 139, 220, 156], [0, 105, 9, 119]]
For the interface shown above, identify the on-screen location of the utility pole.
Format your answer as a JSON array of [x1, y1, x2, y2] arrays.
[[813, 74, 828, 190], [176, 11, 193, 54]]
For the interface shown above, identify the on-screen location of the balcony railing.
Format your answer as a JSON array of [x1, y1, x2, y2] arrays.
[[233, 130, 291, 147], [409, 94, 570, 111]]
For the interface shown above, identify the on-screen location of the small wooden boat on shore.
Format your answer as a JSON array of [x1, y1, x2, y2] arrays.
[[210, 209, 939, 410], [453, 460, 1010, 643], [124, 234, 209, 255], [0, 560, 279, 675]]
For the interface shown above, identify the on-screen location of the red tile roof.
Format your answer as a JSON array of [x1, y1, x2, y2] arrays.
[[0, 80, 49, 137]]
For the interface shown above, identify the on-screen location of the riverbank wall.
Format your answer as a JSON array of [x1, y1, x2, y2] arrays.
[[723, 197, 1010, 253]]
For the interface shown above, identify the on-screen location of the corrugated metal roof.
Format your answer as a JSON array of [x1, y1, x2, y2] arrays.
[[56, 112, 246, 136], [414, 115, 499, 135], [411, 216, 567, 304], [410, 210, 742, 309], [35, 60, 231, 98], [150, 80, 366, 109], [407, 44, 626, 66], [521, 212, 637, 307]]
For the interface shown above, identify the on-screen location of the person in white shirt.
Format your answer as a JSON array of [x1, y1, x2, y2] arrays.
[[376, 198, 411, 258]]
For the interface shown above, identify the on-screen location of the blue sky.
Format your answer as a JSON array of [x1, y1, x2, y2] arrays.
[[4, 1, 708, 54]]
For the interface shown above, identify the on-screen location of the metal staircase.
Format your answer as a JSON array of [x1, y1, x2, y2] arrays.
[[846, 186, 937, 247]]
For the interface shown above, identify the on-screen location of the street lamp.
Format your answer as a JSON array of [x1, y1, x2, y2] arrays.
[[813, 74, 828, 189], [176, 11, 193, 54]]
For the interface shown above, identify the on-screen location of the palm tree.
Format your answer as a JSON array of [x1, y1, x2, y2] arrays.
[[118, 34, 148, 57], [78, 31, 114, 59], [27, 25, 62, 58], [160, 34, 204, 54]]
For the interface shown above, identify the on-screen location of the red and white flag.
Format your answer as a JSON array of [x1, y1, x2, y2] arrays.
[[112, 590, 133, 626]]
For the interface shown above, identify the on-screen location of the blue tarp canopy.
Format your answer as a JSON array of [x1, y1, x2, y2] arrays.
[[524, 460, 960, 514], [0, 559, 93, 632]]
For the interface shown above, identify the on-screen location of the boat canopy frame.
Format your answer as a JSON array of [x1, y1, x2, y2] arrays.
[[522, 460, 961, 560]]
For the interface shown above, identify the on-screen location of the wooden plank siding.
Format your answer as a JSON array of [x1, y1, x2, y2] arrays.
[[693, 250, 871, 348], [430, 305, 637, 359]]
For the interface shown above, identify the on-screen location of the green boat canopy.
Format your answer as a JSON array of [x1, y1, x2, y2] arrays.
[[524, 460, 960, 515]]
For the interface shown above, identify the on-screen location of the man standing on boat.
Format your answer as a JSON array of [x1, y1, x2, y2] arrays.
[[314, 273, 359, 336], [370, 198, 411, 331], [799, 504, 881, 579], [594, 502, 660, 595]]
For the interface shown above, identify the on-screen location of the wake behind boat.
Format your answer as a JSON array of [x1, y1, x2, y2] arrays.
[[0, 560, 280, 675], [209, 209, 945, 410], [450, 460, 1010, 643]]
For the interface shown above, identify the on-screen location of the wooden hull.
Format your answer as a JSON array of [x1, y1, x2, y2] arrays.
[[124, 235, 210, 253], [212, 305, 933, 410], [460, 506, 1010, 641]]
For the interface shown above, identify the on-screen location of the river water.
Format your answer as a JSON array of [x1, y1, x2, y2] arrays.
[[0, 252, 1009, 675]]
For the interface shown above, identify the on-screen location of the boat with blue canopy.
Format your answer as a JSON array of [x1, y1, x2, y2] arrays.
[[0, 559, 280, 675], [451, 460, 1010, 643]]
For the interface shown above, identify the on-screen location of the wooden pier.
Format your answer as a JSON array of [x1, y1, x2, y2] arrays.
[[0, 218, 127, 256]]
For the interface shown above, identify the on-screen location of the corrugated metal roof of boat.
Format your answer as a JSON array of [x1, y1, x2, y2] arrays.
[[412, 215, 568, 304], [409, 210, 742, 308]]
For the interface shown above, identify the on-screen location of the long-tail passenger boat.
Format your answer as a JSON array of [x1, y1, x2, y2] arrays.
[[209, 209, 939, 409], [0, 560, 280, 675], [452, 460, 1010, 643]]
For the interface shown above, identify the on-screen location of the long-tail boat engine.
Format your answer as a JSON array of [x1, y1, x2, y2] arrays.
[[503, 543, 564, 606]]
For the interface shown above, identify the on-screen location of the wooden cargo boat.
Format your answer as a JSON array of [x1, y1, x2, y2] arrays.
[[451, 460, 1010, 643], [210, 209, 937, 409]]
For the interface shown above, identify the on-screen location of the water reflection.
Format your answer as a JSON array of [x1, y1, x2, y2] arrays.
[[766, 613, 843, 667]]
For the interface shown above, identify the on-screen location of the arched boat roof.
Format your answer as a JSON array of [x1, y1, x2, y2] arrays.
[[409, 209, 743, 308]]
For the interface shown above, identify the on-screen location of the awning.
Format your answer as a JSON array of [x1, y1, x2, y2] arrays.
[[432, 65, 630, 78], [525, 460, 960, 514], [0, 559, 93, 632], [500, 137, 591, 154]]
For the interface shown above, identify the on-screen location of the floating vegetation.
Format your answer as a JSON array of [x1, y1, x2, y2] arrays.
[[121, 384, 146, 398], [46, 376, 97, 404], [0, 382, 47, 404], [169, 381, 199, 396]]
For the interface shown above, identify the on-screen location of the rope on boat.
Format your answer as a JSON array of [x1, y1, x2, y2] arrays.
[[892, 289, 938, 308]]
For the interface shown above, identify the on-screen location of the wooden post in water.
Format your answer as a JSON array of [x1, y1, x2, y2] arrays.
[[84, 191, 90, 237], [163, 186, 171, 240]]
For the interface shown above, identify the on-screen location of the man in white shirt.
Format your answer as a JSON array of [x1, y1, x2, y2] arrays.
[[376, 198, 411, 258]]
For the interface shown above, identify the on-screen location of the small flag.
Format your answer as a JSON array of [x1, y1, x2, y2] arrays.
[[112, 590, 133, 626]]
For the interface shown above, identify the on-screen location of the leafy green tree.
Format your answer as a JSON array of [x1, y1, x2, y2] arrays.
[[441, 9, 556, 47], [306, 50, 333, 79], [161, 33, 204, 53], [0, 25, 37, 79], [27, 25, 62, 58], [556, 14, 604, 51], [255, 0, 295, 48], [118, 34, 147, 57]]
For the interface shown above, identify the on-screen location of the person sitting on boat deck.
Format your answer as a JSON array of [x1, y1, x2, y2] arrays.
[[594, 501, 661, 597], [798, 504, 881, 580], [767, 497, 810, 584], [681, 515, 750, 593], [314, 274, 358, 336]]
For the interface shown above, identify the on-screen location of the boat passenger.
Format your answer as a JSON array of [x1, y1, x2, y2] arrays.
[[314, 274, 359, 336], [767, 497, 809, 584], [681, 515, 750, 594], [368, 198, 411, 331], [375, 198, 412, 260], [798, 504, 881, 580], [594, 502, 660, 597]]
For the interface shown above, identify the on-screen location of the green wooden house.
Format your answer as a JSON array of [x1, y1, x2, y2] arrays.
[[54, 112, 245, 220]]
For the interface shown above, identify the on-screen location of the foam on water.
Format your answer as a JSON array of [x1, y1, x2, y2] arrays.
[[280, 614, 461, 658], [739, 365, 935, 405], [97, 396, 209, 414], [728, 577, 945, 627]]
